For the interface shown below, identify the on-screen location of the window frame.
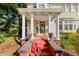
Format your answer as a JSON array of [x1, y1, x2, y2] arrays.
[[38, 3, 45, 8], [72, 3, 78, 12], [65, 3, 71, 12], [33, 3, 37, 8], [59, 19, 76, 32], [59, 21, 63, 31]]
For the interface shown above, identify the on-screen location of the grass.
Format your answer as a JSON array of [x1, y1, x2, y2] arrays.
[[4, 36, 15, 43], [0, 32, 18, 44]]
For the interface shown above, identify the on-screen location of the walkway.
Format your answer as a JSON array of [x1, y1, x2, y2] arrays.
[[18, 34, 64, 56]]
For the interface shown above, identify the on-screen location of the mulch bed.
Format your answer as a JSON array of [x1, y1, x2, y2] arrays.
[[0, 40, 20, 56], [64, 46, 78, 56]]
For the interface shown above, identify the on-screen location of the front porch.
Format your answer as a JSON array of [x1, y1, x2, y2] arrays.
[[18, 8, 61, 40], [17, 8, 65, 56], [27, 16, 49, 35]]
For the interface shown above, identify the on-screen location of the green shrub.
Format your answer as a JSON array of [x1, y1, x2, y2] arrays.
[[77, 28, 79, 33], [0, 18, 6, 25], [9, 28, 18, 36], [61, 38, 70, 48], [70, 33, 79, 53], [61, 33, 71, 48], [0, 34, 5, 43], [61, 33, 79, 54]]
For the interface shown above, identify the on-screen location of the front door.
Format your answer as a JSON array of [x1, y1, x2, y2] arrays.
[[40, 21, 45, 33]]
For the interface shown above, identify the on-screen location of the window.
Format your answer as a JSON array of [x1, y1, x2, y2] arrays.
[[74, 24, 76, 30], [64, 24, 68, 30], [59, 21, 62, 30], [39, 3, 44, 8], [64, 3, 78, 12], [33, 3, 37, 8], [69, 24, 73, 30], [73, 4, 78, 11], [59, 24, 62, 30], [65, 3, 71, 12], [59, 20, 76, 32], [64, 21, 75, 31]]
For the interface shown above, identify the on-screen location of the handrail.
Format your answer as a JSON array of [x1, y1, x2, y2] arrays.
[[48, 32, 57, 40]]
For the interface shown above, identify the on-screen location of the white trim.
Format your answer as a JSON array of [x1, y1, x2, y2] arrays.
[[57, 16, 60, 40], [30, 14, 34, 39], [62, 21, 64, 32], [18, 8, 62, 13], [22, 14, 26, 39], [59, 20, 77, 32], [78, 4, 79, 12], [48, 15, 51, 33], [34, 16, 48, 20], [71, 3, 74, 11]]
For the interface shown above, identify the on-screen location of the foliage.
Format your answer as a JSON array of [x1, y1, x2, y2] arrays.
[[9, 28, 18, 36], [0, 34, 5, 43], [0, 33, 17, 44], [61, 33, 71, 48], [0, 3, 26, 37], [0, 4, 20, 33], [0, 18, 6, 25], [0, 3, 27, 44], [61, 33, 79, 54], [77, 28, 79, 33], [17, 3, 27, 8]]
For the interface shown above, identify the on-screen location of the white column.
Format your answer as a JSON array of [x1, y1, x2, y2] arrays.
[[22, 14, 26, 39], [62, 21, 64, 32], [31, 14, 34, 39], [37, 3, 39, 8], [48, 15, 51, 33], [64, 3, 67, 12], [45, 3, 49, 8], [57, 16, 60, 39], [38, 20, 40, 35], [72, 21, 74, 31]]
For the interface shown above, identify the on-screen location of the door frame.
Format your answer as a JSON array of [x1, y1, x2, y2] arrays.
[[39, 21, 46, 33], [34, 20, 47, 34]]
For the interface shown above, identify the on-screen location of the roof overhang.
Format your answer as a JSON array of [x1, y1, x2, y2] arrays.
[[18, 8, 62, 16]]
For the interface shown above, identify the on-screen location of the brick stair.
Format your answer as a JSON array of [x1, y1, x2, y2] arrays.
[[18, 34, 64, 56]]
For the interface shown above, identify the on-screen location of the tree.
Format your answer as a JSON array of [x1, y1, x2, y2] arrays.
[[17, 3, 27, 8], [0, 3, 27, 37], [0, 4, 22, 36]]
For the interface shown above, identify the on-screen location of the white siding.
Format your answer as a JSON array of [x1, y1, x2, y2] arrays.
[[59, 12, 79, 32], [51, 18, 57, 37]]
